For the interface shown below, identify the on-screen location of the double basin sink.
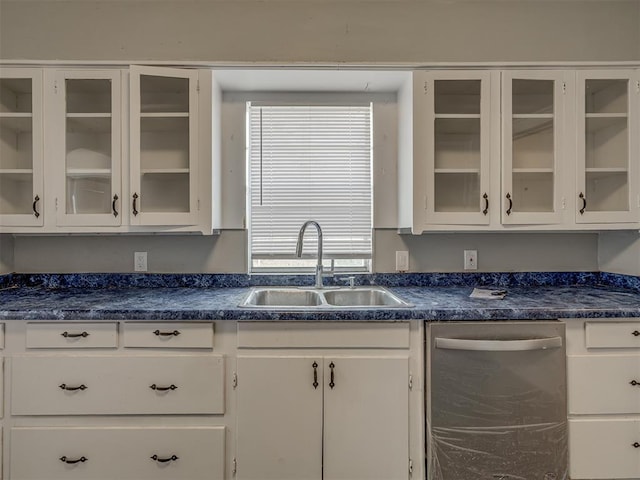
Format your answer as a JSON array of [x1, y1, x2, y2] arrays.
[[240, 286, 412, 309]]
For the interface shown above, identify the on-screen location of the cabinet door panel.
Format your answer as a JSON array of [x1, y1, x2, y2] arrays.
[[568, 354, 640, 414], [575, 70, 639, 224], [10, 426, 224, 480], [0, 68, 44, 227], [323, 356, 409, 480], [54, 70, 123, 227], [236, 356, 323, 480], [129, 65, 199, 226], [11, 355, 224, 415], [569, 419, 640, 479], [501, 70, 567, 225]]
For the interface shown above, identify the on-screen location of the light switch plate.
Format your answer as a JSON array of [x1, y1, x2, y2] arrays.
[[464, 250, 477, 270]]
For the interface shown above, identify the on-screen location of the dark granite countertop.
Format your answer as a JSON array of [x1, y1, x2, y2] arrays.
[[0, 272, 638, 321]]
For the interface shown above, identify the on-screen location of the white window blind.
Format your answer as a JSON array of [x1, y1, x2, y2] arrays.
[[248, 104, 372, 269]]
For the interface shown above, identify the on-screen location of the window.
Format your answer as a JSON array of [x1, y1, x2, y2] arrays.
[[248, 103, 373, 273]]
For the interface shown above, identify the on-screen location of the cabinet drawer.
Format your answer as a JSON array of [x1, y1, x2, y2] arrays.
[[569, 418, 640, 479], [10, 426, 225, 480], [238, 321, 410, 348], [11, 355, 224, 415], [123, 322, 214, 349], [568, 354, 640, 414], [586, 321, 640, 349], [26, 322, 118, 349]]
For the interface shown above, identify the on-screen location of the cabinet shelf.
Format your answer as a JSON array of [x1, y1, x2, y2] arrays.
[[585, 167, 627, 173], [434, 114, 481, 119], [141, 168, 190, 175], [140, 112, 189, 118], [66, 168, 112, 178], [513, 168, 554, 173], [434, 168, 480, 174]]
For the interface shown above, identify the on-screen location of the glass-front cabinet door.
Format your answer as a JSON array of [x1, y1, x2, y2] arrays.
[[418, 71, 492, 226], [575, 70, 639, 224], [502, 71, 567, 225], [0, 68, 44, 227], [129, 66, 199, 226], [54, 70, 122, 226]]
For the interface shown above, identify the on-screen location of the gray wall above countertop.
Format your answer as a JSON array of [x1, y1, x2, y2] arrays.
[[11, 230, 599, 274], [0, 235, 14, 274], [599, 231, 640, 277]]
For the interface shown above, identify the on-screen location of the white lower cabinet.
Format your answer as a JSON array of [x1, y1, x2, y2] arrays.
[[566, 318, 640, 479], [236, 355, 409, 480], [235, 321, 414, 480], [10, 426, 225, 480], [569, 419, 640, 480]]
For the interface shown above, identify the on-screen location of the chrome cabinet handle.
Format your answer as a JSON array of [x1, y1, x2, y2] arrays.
[[150, 384, 177, 391], [132, 192, 139, 216], [59, 383, 87, 391], [153, 329, 181, 337], [61, 331, 89, 338], [505, 193, 512, 216], [312, 362, 319, 389], [435, 336, 563, 352], [329, 362, 335, 389], [33, 195, 40, 218], [151, 454, 179, 463], [112, 194, 119, 217], [482, 193, 489, 215], [60, 456, 87, 464]]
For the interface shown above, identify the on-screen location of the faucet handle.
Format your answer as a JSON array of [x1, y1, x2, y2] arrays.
[[342, 276, 356, 288]]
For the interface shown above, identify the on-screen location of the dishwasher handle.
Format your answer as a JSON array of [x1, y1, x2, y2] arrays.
[[435, 336, 563, 352]]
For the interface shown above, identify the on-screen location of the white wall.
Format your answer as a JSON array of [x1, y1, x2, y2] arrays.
[[0, 235, 14, 274], [1, 1, 638, 63], [598, 231, 640, 276]]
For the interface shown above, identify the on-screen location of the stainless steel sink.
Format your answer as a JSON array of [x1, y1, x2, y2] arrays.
[[242, 288, 324, 307], [323, 287, 408, 307], [240, 286, 412, 309]]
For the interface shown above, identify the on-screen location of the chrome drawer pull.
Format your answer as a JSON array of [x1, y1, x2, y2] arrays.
[[153, 329, 181, 337], [633, 442, 640, 448], [631, 380, 640, 386], [151, 454, 179, 463], [59, 384, 87, 391], [61, 331, 89, 338], [150, 384, 178, 391], [60, 456, 87, 464]]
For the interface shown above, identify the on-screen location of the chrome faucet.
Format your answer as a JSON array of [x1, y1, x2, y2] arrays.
[[296, 220, 325, 289]]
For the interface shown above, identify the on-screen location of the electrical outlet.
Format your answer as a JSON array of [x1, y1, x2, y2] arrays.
[[134, 252, 148, 272], [464, 250, 477, 270], [396, 251, 409, 272]]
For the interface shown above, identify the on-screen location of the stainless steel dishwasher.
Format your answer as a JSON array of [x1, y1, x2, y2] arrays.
[[426, 321, 567, 480]]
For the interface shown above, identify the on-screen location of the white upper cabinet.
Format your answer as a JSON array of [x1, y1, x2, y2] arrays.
[[575, 70, 639, 224], [0, 68, 44, 227], [414, 71, 493, 227], [129, 66, 199, 226], [501, 70, 569, 225], [53, 70, 123, 227]]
